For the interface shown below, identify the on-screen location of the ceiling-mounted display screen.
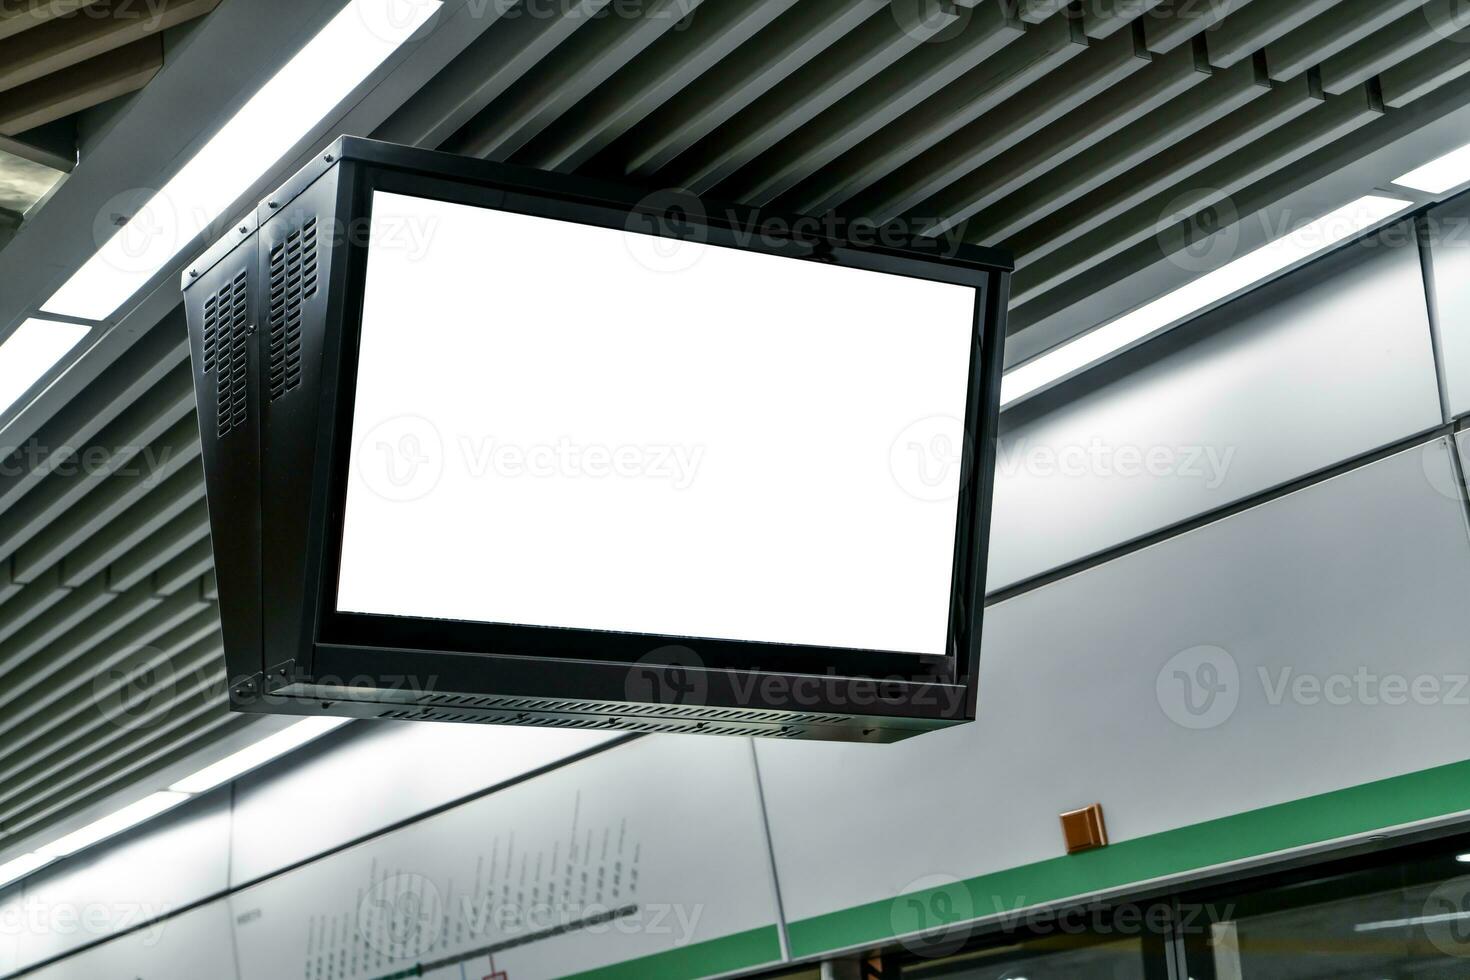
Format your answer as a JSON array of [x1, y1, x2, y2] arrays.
[[182, 137, 1009, 741], [336, 192, 976, 656]]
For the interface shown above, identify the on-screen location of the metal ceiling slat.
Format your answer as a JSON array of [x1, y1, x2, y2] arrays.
[[1141, 0, 1258, 54], [914, 35, 1209, 237], [611, 0, 885, 178], [0, 605, 217, 754], [373, 0, 588, 148], [105, 500, 210, 592], [966, 55, 1269, 246], [0, 1, 103, 43], [1264, 0, 1426, 82], [1017, 0, 1069, 25], [448, 0, 711, 163], [0, 557, 17, 604], [519, 0, 797, 173], [0, 34, 161, 137], [1011, 84, 1386, 305], [0, 580, 165, 710], [1003, 73, 1325, 268], [0, 366, 194, 560], [655, 2, 960, 194], [59, 468, 206, 586], [0, 676, 237, 845], [715, 1, 1026, 208], [1379, 28, 1470, 107], [1203, 0, 1341, 69], [0, 639, 225, 812], [0, 0, 218, 96], [1319, 0, 1464, 95], [151, 536, 213, 596], [790, 13, 1086, 218], [0, 319, 185, 513], [11, 445, 201, 584], [838, 21, 1134, 225], [1083, 0, 1166, 39], [0, 566, 64, 638], [0, 572, 112, 677]]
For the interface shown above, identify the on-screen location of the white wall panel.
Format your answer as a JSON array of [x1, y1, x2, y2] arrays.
[[230, 721, 620, 886], [15, 900, 237, 980], [12, 791, 230, 972], [989, 236, 1441, 590], [229, 736, 783, 980], [760, 439, 1470, 948], [1426, 198, 1470, 420]]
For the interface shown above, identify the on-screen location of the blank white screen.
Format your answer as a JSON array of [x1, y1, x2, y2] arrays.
[[337, 191, 976, 655]]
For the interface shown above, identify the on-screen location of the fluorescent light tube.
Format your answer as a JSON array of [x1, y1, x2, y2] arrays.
[[1000, 195, 1412, 407], [0, 853, 50, 890], [0, 317, 90, 417], [170, 717, 351, 794], [34, 791, 190, 860], [40, 0, 441, 321], [1396, 141, 1470, 194]]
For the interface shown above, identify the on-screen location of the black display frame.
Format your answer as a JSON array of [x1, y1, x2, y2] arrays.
[[184, 136, 1012, 741]]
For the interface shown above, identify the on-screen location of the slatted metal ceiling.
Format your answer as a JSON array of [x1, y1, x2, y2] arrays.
[[0, 0, 222, 247], [3, 0, 1469, 855]]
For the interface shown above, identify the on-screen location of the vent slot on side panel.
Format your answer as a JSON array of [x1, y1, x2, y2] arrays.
[[267, 215, 318, 401], [210, 269, 250, 438]]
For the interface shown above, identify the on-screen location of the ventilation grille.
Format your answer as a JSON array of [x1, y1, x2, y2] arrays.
[[409, 691, 848, 727], [203, 268, 250, 438], [266, 216, 318, 401], [377, 707, 805, 738]]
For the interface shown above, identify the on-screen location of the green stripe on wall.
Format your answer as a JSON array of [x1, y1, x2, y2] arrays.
[[787, 756, 1470, 959], [558, 924, 783, 980]]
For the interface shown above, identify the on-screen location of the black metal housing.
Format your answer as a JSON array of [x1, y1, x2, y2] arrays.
[[181, 136, 1011, 742]]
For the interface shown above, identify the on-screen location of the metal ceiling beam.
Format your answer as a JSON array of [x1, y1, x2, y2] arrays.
[[917, 34, 1209, 236], [0, 34, 161, 136], [609, 0, 885, 179], [719, 0, 1026, 208], [1319, 0, 1466, 95], [966, 54, 1269, 246], [1264, 0, 1425, 82], [655, 1, 959, 193], [519, 0, 797, 173], [793, 12, 1087, 218], [1204, 0, 1339, 69]]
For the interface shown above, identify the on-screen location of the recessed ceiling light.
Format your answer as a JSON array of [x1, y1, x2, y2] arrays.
[[0, 852, 50, 890], [1000, 195, 1413, 407], [33, 791, 191, 860], [1396, 141, 1470, 195], [40, 0, 441, 322], [0, 317, 91, 417], [170, 717, 351, 794]]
